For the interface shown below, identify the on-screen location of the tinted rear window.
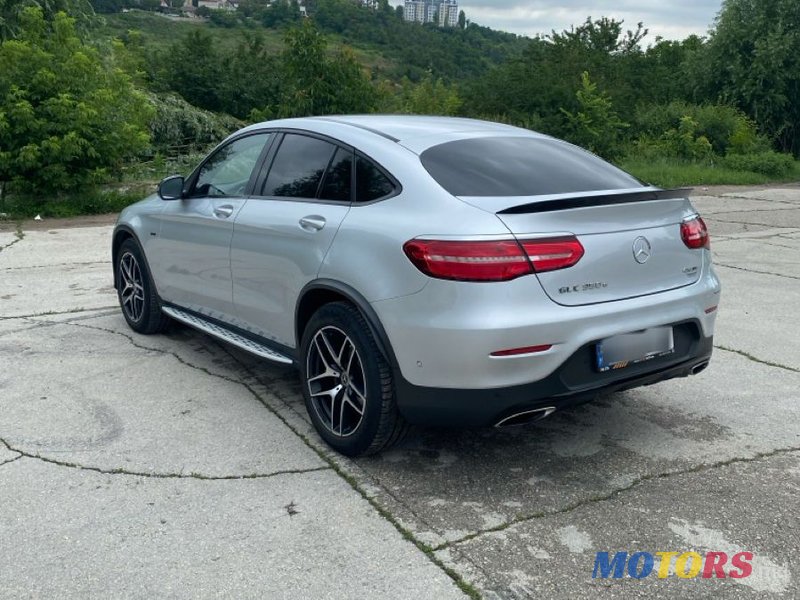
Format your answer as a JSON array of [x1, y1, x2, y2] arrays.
[[319, 147, 353, 202], [262, 134, 335, 198], [420, 136, 641, 197], [356, 155, 395, 203]]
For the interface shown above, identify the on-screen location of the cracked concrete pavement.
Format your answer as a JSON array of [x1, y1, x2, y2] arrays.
[[1, 186, 799, 598]]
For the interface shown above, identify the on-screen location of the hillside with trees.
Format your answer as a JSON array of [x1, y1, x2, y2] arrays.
[[1, 0, 798, 216]]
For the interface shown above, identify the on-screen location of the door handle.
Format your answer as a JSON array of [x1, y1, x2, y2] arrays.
[[299, 216, 326, 232], [214, 204, 235, 219]]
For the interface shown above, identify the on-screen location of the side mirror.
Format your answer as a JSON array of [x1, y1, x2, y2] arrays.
[[158, 175, 185, 201]]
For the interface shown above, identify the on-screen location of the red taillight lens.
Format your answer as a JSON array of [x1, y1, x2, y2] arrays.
[[520, 236, 585, 272], [403, 236, 584, 282], [402, 239, 532, 282], [681, 217, 710, 249]]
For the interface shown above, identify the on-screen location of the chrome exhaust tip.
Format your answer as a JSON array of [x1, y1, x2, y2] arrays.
[[494, 406, 557, 428], [691, 361, 709, 375]]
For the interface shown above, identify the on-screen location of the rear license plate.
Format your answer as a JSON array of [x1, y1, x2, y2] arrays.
[[596, 327, 674, 372]]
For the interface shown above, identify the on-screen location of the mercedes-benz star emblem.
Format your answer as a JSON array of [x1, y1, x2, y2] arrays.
[[632, 236, 652, 264]]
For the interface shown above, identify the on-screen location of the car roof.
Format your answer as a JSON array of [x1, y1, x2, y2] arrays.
[[241, 115, 546, 151]]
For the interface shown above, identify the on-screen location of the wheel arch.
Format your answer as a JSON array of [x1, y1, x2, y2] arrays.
[[295, 280, 398, 371], [112, 226, 157, 295], [111, 226, 138, 290]]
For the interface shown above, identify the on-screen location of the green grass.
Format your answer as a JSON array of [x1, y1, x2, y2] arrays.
[[0, 184, 154, 220], [618, 157, 800, 188]]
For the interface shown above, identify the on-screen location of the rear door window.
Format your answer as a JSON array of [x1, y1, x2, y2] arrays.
[[419, 136, 642, 197], [319, 147, 353, 202], [262, 134, 337, 199]]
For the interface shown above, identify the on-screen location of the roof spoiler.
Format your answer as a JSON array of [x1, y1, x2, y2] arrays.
[[496, 188, 693, 215]]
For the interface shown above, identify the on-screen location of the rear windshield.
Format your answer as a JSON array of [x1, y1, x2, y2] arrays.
[[420, 136, 642, 197]]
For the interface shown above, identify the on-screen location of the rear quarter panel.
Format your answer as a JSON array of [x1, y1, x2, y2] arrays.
[[318, 150, 510, 303]]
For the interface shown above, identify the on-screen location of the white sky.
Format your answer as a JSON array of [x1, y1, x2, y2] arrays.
[[391, 1, 724, 42]]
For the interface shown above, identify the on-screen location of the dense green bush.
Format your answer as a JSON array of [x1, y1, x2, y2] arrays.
[[632, 102, 767, 156], [380, 73, 462, 116], [1, 184, 152, 218], [560, 72, 628, 159], [723, 152, 796, 178], [207, 9, 240, 28], [705, 0, 800, 155], [659, 116, 713, 161], [146, 92, 243, 155], [0, 8, 151, 195], [478, 113, 548, 133]]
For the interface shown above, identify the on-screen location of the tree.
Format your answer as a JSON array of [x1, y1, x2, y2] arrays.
[[549, 17, 647, 54], [462, 17, 649, 137], [705, 0, 800, 155], [219, 32, 282, 119], [394, 73, 461, 115], [257, 21, 377, 118], [260, 0, 300, 28], [169, 29, 225, 112], [0, 0, 95, 40], [0, 8, 152, 194], [560, 71, 628, 158], [457, 9, 465, 29]]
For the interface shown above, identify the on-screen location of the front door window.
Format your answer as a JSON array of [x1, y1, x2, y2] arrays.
[[193, 133, 271, 197]]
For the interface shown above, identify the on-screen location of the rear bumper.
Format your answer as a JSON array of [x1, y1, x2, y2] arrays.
[[370, 265, 720, 390], [395, 326, 713, 427]]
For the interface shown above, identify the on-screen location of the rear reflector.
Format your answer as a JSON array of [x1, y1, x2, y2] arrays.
[[705, 305, 718, 314], [681, 217, 710, 249], [403, 236, 584, 282], [490, 344, 552, 357]]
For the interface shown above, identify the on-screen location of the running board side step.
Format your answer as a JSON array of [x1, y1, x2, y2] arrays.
[[162, 306, 293, 365]]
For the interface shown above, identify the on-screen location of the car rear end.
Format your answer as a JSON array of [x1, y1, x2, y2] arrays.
[[370, 133, 720, 427]]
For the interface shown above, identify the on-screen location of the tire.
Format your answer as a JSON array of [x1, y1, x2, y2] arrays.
[[300, 302, 408, 457], [116, 238, 170, 335]]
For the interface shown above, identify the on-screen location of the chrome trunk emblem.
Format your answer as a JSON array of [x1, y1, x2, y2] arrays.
[[632, 236, 652, 264]]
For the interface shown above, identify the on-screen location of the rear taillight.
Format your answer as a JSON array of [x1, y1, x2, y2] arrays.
[[519, 237, 585, 272], [402, 239, 530, 281], [681, 217, 710, 249], [403, 236, 584, 282]]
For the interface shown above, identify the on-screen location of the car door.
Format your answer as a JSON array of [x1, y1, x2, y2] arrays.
[[149, 132, 273, 321], [230, 132, 353, 347]]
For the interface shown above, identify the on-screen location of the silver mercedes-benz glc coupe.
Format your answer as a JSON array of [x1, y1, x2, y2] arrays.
[[113, 116, 721, 456]]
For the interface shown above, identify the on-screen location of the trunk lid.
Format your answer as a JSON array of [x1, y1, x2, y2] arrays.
[[464, 190, 703, 306]]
